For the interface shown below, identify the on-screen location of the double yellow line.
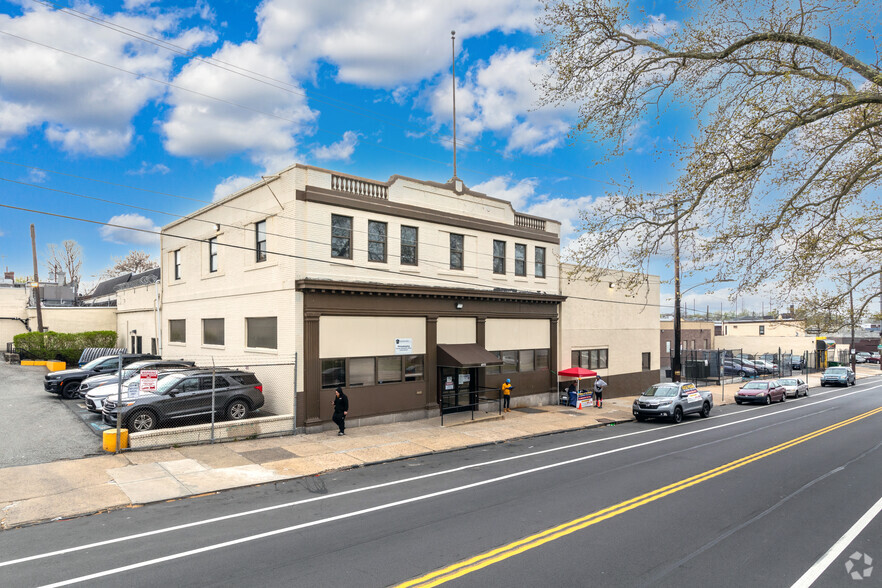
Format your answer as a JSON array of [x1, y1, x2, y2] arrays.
[[398, 406, 882, 587]]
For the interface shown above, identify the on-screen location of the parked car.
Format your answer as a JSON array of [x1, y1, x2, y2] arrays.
[[44, 353, 160, 399], [855, 352, 873, 364], [752, 359, 778, 374], [790, 355, 805, 370], [867, 353, 881, 364], [758, 354, 780, 364], [778, 377, 808, 398], [722, 360, 757, 378], [81, 360, 196, 413], [820, 367, 855, 387], [78, 359, 195, 397], [102, 369, 265, 432], [726, 359, 758, 378], [632, 381, 713, 423], [735, 380, 787, 404]]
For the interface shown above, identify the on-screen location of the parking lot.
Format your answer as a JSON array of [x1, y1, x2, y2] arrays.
[[0, 362, 102, 468]]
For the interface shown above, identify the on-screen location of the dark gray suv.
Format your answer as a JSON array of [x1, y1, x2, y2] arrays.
[[102, 369, 264, 432]]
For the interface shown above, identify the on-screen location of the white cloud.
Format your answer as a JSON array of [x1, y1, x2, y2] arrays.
[[0, 4, 215, 155], [99, 213, 160, 245], [126, 162, 171, 176], [256, 0, 539, 87], [313, 131, 359, 161], [212, 174, 260, 202], [471, 175, 538, 210], [27, 168, 47, 183], [162, 41, 317, 162], [426, 48, 575, 155]]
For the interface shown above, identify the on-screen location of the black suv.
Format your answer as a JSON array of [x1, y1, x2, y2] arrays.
[[102, 369, 265, 432], [44, 354, 159, 399]]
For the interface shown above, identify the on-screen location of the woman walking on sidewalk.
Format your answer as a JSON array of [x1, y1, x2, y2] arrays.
[[333, 387, 349, 435]]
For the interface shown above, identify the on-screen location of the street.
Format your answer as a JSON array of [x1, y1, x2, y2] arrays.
[[1, 377, 880, 587]]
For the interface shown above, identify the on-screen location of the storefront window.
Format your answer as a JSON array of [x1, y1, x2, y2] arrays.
[[378, 356, 402, 384], [404, 355, 424, 381], [502, 350, 518, 373], [321, 359, 346, 389], [349, 357, 375, 387]]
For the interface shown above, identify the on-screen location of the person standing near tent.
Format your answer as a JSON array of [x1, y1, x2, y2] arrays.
[[594, 377, 607, 408], [501, 379, 512, 412]]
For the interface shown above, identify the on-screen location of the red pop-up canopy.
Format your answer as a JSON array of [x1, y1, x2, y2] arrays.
[[557, 367, 598, 378]]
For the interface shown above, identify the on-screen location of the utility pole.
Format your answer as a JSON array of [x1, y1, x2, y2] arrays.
[[673, 199, 682, 382], [30, 224, 43, 332], [450, 30, 458, 181], [849, 271, 856, 371]]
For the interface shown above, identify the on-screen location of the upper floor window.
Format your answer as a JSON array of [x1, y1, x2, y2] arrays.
[[208, 237, 218, 273], [401, 226, 418, 266], [368, 220, 387, 263], [173, 249, 182, 280], [246, 317, 277, 349], [255, 220, 267, 262], [450, 233, 464, 270], [535, 247, 546, 278], [493, 240, 506, 274], [572, 348, 608, 370], [642, 352, 651, 370], [759, 325, 765, 335], [331, 214, 352, 259], [514, 243, 526, 276]]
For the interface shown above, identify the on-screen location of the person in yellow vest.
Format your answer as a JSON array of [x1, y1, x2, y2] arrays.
[[501, 379, 512, 412]]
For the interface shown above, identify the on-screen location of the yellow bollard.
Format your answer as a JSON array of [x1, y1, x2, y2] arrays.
[[103, 429, 128, 452]]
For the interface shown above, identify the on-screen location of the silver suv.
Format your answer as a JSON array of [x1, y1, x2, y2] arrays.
[[102, 369, 264, 432]]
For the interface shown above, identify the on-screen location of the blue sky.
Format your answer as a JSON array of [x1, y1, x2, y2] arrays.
[[0, 0, 749, 312]]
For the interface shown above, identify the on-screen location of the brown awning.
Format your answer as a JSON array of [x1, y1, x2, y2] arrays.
[[436, 343, 503, 368]]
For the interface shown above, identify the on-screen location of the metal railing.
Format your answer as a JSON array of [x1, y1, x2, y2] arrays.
[[440, 385, 501, 425]]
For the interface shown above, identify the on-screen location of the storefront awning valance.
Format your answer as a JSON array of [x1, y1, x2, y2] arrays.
[[436, 344, 504, 368]]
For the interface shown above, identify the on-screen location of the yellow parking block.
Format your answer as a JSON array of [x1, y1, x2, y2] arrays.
[[103, 429, 128, 452], [46, 361, 66, 371], [21, 360, 36, 366]]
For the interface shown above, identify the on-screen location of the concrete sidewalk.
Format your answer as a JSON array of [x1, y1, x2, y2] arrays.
[[1, 365, 877, 530]]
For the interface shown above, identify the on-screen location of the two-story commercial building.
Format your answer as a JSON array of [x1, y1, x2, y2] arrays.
[[161, 164, 568, 431]]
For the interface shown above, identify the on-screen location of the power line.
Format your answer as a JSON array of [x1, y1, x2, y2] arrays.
[[0, 201, 666, 309]]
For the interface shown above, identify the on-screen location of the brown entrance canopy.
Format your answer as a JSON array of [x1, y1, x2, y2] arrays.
[[436, 343, 504, 368]]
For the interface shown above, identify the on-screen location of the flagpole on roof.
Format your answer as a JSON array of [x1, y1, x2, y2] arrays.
[[451, 30, 458, 181]]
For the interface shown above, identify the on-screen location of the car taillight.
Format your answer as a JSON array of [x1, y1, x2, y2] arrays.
[[255, 385, 263, 392]]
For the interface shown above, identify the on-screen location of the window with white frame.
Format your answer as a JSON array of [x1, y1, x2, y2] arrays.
[[246, 317, 277, 349]]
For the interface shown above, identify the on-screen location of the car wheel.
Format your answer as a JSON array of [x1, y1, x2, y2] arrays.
[[779, 392, 785, 403], [61, 382, 80, 400], [671, 407, 683, 424], [700, 402, 711, 418], [764, 395, 771, 405], [735, 399, 742, 405], [820, 382, 825, 387], [803, 389, 808, 397], [226, 399, 250, 421], [128, 409, 157, 432], [739, 371, 746, 378]]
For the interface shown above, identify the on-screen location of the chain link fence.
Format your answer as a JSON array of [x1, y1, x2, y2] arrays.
[[669, 348, 799, 385], [100, 354, 297, 450]]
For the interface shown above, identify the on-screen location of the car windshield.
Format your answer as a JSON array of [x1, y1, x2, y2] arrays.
[[779, 379, 798, 385], [642, 384, 679, 397], [826, 368, 848, 375], [742, 382, 767, 389], [81, 356, 115, 370]]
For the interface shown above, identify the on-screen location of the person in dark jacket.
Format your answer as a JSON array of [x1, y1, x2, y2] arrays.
[[332, 387, 349, 435]]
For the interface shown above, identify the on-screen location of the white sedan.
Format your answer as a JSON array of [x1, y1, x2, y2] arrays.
[[778, 377, 808, 398]]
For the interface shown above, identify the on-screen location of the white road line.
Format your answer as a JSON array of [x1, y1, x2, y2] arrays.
[[2, 382, 879, 572], [791, 494, 882, 587]]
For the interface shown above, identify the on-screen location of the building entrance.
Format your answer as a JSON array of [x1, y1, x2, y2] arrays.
[[439, 366, 477, 413]]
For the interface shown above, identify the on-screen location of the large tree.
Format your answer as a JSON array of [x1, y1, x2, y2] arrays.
[[539, 0, 882, 318], [98, 250, 158, 281], [45, 240, 83, 294]]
